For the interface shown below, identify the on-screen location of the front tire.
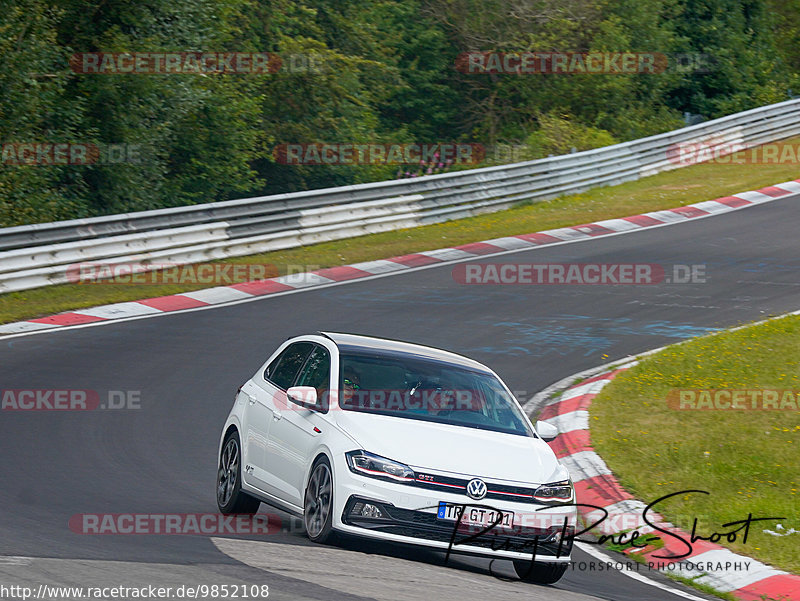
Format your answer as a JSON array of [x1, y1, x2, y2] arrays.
[[217, 431, 261, 515], [512, 560, 568, 584], [303, 456, 335, 543]]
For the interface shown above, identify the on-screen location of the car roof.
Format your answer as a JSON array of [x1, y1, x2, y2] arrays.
[[319, 332, 492, 372]]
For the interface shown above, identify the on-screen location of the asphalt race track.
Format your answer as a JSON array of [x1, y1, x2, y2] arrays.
[[2, 194, 799, 601]]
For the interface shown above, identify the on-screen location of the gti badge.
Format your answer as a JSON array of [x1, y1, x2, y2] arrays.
[[466, 478, 487, 500]]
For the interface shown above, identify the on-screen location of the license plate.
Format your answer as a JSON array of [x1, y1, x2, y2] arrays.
[[437, 502, 514, 528]]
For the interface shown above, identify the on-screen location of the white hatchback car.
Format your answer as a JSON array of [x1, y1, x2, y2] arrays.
[[217, 333, 576, 584]]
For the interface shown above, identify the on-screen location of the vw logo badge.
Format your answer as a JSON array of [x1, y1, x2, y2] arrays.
[[466, 478, 487, 500]]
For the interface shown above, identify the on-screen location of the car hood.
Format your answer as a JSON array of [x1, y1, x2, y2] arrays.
[[333, 411, 563, 484]]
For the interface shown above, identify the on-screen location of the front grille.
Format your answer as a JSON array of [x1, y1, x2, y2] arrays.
[[343, 496, 573, 557], [412, 472, 542, 504]]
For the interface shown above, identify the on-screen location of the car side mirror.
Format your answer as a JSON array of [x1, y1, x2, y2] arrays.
[[535, 420, 558, 442], [286, 386, 319, 411]]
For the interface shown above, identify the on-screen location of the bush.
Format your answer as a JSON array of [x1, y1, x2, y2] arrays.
[[524, 113, 618, 159]]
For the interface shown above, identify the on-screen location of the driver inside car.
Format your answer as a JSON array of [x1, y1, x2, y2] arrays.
[[342, 367, 361, 408]]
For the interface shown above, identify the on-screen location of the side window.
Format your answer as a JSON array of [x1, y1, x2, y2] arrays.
[[295, 345, 331, 407], [264, 354, 282, 381], [266, 342, 314, 389]]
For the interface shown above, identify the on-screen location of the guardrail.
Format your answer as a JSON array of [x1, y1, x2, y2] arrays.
[[3, 98, 800, 293]]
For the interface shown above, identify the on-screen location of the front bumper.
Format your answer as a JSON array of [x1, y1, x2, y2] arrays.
[[332, 458, 576, 561]]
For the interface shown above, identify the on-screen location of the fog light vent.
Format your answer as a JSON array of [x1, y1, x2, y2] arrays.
[[546, 525, 576, 544], [350, 501, 385, 518], [361, 503, 384, 518]]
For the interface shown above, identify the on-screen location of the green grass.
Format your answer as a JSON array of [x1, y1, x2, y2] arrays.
[[604, 530, 665, 555], [3, 138, 800, 324], [591, 315, 800, 575], [665, 574, 739, 601]]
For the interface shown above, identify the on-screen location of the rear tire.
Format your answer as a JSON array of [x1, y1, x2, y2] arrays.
[[512, 560, 568, 584], [217, 431, 261, 515]]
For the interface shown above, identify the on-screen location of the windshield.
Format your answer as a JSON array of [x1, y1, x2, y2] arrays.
[[339, 351, 534, 437]]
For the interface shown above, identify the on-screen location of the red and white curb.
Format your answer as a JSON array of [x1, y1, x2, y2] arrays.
[[2, 179, 799, 339], [537, 364, 800, 601]]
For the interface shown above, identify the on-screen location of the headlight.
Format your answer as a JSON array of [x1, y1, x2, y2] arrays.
[[533, 479, 574, 503], [345, 450, 415, 482]]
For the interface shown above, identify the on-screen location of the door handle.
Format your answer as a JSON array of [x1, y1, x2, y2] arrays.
[[273, 408, 283, 421], [247, 394, 256, 405]]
